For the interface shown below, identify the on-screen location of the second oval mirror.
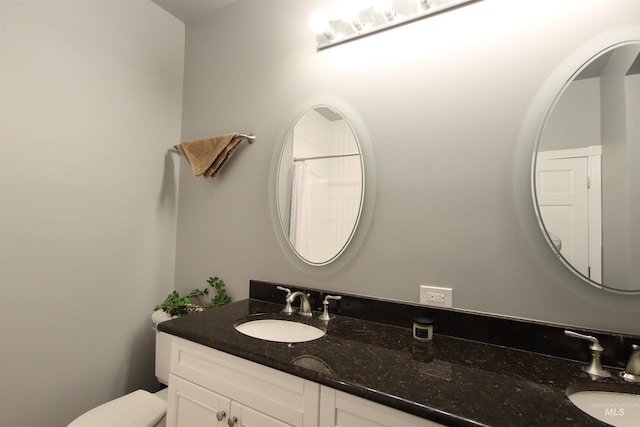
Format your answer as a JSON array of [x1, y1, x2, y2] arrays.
[[277, 105, 364, 266], [533, 42, 640, 293]]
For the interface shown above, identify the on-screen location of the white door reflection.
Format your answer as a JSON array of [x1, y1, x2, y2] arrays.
[[535, 151, 601, 282]]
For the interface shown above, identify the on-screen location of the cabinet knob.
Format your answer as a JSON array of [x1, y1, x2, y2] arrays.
[[227, 416, 238, 427], [216, 411, 226, 422]]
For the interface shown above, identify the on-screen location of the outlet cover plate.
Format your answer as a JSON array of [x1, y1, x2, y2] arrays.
[[419, 285, 453, 308]]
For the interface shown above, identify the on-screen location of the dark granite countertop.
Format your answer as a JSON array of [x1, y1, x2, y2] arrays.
[[158, 299, 639, 427]]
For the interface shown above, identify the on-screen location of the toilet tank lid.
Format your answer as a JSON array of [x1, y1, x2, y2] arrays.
[[67, 389, 166, 427]]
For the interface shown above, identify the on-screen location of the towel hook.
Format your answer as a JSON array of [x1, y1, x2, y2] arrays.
[[239, 133, 256, 144]]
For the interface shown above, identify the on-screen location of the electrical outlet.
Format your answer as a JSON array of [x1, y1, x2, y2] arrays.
[[426, 291, 445, 303], [420, 285, 453, 308]]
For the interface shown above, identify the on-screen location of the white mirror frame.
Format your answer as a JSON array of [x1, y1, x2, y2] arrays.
[[276, 105, 364, 266], [514, 26, 640, 307], [532, 41, 640, 294]]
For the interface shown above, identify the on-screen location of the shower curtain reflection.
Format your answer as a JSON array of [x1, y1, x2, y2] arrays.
[[289, 155, 362, 264], [290, 161, 310, 258]]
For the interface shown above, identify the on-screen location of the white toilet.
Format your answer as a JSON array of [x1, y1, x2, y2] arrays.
[[68, 312, 174, 427]]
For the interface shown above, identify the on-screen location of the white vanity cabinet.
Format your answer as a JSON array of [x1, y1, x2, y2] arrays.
[[166, 336, 444, 427], [166, 337, 319, 427], [319, 387, 444, 427]]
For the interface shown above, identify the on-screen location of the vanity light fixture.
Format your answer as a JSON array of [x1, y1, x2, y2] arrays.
[[310, 0, 479, 49]]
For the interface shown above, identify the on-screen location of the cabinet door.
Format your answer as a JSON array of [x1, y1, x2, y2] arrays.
[[319, 386, 443, 427], [170, 336, 318, 427], [167, 374, 230, 427], [231, 400, 293, 427]]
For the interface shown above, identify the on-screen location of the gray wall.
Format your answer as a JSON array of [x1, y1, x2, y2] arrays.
[[0, 1, 184, 426], [175, 0, 640, 334], [539, 78, 601, 152]]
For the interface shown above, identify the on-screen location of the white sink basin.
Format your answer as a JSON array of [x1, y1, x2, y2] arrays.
[[568, 390, 640, 427], [234, 319, 325, 343]]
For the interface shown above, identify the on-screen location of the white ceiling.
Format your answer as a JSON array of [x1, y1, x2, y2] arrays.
[[151, 0, 236, 23]]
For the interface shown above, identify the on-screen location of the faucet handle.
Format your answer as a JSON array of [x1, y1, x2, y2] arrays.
[[276, 286, 291, 295], [277, 286, 296, 314], [565, 330, 604, 351], [319, 295, 342, 321], [565, 330, 610, 378], [621, 344, 640, 383], [323, 295, 342, 304]]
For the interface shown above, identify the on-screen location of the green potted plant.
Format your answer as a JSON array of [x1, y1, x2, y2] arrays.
[[154, 276, 231, 319]]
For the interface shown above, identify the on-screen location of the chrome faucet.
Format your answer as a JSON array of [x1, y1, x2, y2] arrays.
[[621, 344, 640, 383], [565, 330, 610, 378], [286, 291, 312, 317]]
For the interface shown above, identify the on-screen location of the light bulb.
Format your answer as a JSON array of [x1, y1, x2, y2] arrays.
[[372, 0, 395, 21], [309, 11, 332, 37], [340, 0, 371, 19], [336, 3, 364, 31]]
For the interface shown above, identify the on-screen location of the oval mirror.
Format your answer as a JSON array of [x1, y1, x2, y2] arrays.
[[533, 41, 640, 293], [276, 105, 365, 266]]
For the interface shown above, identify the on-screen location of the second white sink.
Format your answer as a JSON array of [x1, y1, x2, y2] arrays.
[[234, 319, 326, 343], [568, 390, 640, 427]]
